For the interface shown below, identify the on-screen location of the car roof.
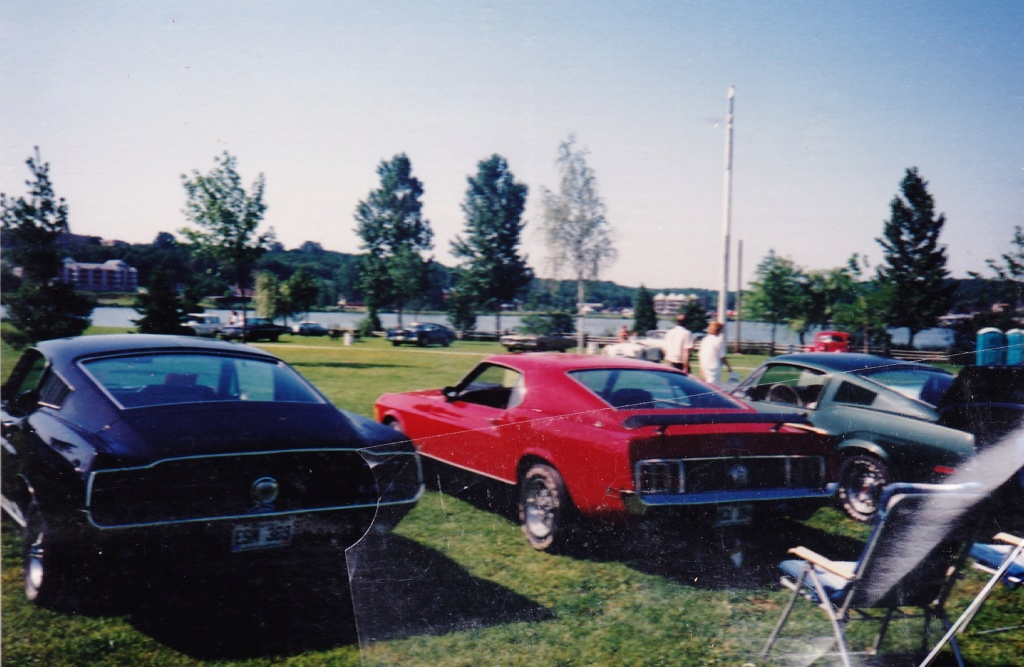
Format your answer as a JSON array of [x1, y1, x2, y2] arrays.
[[35, 334, 277, 366], [764, 353, 950, 375]]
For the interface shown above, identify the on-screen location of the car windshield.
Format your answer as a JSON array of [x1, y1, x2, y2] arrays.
[[858, 367, 954, 406], [569, 368, 744, 410], [82, 352, 324, 408]]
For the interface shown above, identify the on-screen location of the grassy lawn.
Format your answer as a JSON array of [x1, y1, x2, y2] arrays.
[[2, 331, 1021, 666]]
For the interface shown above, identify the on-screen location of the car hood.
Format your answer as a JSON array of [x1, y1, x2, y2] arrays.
[[96, 402, 365, 464]]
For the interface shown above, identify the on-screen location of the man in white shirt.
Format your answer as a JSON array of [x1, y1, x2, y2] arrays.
[[698, 321, 733, 385], [663, 315, 694, 374]]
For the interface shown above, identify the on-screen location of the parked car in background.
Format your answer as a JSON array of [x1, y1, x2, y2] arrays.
[[730, 353, 1024, 521], [292, 321, 328, 336], [218, 317, 290, 342], [499, 331, 577, 352], [805, 330, 850, 353], [603, 330, 667, 362], [1, 334, 423, 607], [184, 314, 222, 337], [376, 354, 833, 552], [386, 322, 457, 347]]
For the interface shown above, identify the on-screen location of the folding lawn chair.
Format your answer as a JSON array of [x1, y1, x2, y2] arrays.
[[760, 482, 987, 667], [918, 531, 1024, 667]]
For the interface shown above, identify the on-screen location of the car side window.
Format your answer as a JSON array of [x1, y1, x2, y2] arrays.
[[3, 351, 48, 416], [833, 381, 877, 407], [458, 364, 522, 409], [750, 364, 828, 409]]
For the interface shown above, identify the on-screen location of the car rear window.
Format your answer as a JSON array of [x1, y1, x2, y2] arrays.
[[569, 368, 743, 410], [82, 353, 324, 408], [858, 367, 953, 406]]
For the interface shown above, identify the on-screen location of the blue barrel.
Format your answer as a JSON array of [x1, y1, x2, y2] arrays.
[[976, 327, 1006, 366], [1006, 329, 1024, 365]]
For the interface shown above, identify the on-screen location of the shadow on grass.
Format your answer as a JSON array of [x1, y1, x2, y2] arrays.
[[423, 466, 869, 592], [125, 546, 359, 660], [348, 533, 554, 643]]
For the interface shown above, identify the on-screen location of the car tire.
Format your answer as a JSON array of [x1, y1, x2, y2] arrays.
[[442, 339, 451, 347], [269, 335, 279, 342], [417, 338, 427, 347], [519, 464, 573, 552], [837, 454, 892, 523], [23, 504, 72, 607], [392, 341, 400, 347]]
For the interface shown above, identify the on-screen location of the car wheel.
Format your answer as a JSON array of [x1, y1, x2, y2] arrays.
[[519, 464, 573, 552], [392, 341, 400, 347], [417, 338, 427, 347], [766, 383, 802, 406], [442, 338, 451, 347], [837, 454, 892, 522], [23, 505, 71, 607]]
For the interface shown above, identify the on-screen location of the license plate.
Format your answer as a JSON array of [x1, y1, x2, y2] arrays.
[[715, 504, 754, 527], [232, 517, 294, 552]]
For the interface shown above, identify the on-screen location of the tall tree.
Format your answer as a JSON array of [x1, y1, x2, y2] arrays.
[[282, 267, 320, 322], [971, 225, 1024, 311], [541, 135, 617, 349], [1, 148, 94, 347], [680, 297, 711, 334], [745, 250, 805, 351], [876, 168, 953, 348], [133, 268, 191, 334], [354, 154, 433, 328], [633, 285, 658, 333], [180, 152, 272, 341], [253, 271, 282, 319], [451, 155, 533, 333]]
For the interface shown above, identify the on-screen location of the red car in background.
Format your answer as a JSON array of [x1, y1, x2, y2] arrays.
[[806, 330, 850, 353], [375, 354, 834, 552]]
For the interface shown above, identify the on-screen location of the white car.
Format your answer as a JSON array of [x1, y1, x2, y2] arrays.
[[603, 330, 667, 362], [184, 314, 222, 337]]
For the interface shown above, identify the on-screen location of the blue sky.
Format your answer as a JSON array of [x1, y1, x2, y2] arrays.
[[2, 1, 1021, 290]]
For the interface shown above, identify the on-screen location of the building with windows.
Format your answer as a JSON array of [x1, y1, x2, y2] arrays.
[[60, 257, 138, 292]]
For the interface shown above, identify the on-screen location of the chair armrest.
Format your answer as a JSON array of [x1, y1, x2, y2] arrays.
[[788, 546, 856, 580], [994, 532, 1022, 547]]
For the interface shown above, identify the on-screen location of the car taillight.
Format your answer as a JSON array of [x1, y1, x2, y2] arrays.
[[934, 465, 957, 476]]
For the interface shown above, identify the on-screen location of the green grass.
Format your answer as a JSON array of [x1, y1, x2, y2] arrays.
[[2, 332, 1020, 666]]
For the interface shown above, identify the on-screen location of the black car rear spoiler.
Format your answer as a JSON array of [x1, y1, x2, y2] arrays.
[[622, 412, 810, 434]]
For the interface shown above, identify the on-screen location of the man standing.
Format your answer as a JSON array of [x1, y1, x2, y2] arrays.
[[698, 321, 733, 386], [663, 314, 694, 373]]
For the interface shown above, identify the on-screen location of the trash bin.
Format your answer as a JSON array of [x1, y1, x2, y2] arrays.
[[586, 342, 599, 355], [343, 332, 354, 346], [1006, 328, 1023, 365], [976, 327, 1006, 366]]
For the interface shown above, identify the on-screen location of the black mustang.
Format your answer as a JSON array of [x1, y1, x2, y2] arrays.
[[1, 334, 423, 607]]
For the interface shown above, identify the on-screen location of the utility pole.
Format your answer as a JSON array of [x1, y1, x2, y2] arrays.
[[718, 85, 735, 327], [734, 239, 743, 353]]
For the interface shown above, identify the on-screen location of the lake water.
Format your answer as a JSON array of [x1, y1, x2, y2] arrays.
[[40, 306, 953, 348]]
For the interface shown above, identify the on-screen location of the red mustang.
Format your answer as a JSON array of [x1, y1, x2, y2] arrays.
[[375, 354, 834, 551]]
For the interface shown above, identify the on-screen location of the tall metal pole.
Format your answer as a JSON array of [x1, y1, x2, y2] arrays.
[[734, 239, 743, 353], [718, 86, 735, 326]]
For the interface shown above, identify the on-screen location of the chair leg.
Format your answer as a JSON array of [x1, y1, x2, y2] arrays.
[[871, 607, 895, 654], [761, 576, 803, 658]]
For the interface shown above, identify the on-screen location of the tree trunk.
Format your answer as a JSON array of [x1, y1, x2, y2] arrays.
[[576, 277, 586, 351]]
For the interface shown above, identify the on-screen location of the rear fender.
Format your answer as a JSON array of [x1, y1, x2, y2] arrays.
[[835, 438, 892, 465]]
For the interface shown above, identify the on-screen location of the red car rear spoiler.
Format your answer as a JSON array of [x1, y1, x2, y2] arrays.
[[622, 412, 810, 434]]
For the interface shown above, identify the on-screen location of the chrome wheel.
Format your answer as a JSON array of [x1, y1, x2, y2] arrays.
[[838, 455, 892, 522], [519, 464, 571, 551]]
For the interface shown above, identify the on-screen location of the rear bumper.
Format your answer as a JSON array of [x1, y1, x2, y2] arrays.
[[622, 483, 838, 515]]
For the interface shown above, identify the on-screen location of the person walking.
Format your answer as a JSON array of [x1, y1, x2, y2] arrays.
[[663, 314, 694, 373], [698, 321, 733, 386]]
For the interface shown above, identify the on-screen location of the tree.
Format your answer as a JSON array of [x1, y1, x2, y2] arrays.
[[832, 255, 894, 353], [541, 135, 617, 349], [633, 285, 658, 333], [745, 250, 805, 351], [876, 168, 954, 348], [789, 266, 859, 345], [354, 154, 433, 328], [253, 271, 282, 319], [133, 268, 191, 334], [680, 297, 711, 334], [970, 225, 1024, 311], [282, 267, 320, 322], [451, 155, 533, 334], [180, 152, 273, 341], [445, 282, 478, 333], [1, 148, 94, 347]]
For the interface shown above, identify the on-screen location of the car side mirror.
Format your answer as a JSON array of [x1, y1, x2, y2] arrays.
[[443, 386, 459, 402]]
